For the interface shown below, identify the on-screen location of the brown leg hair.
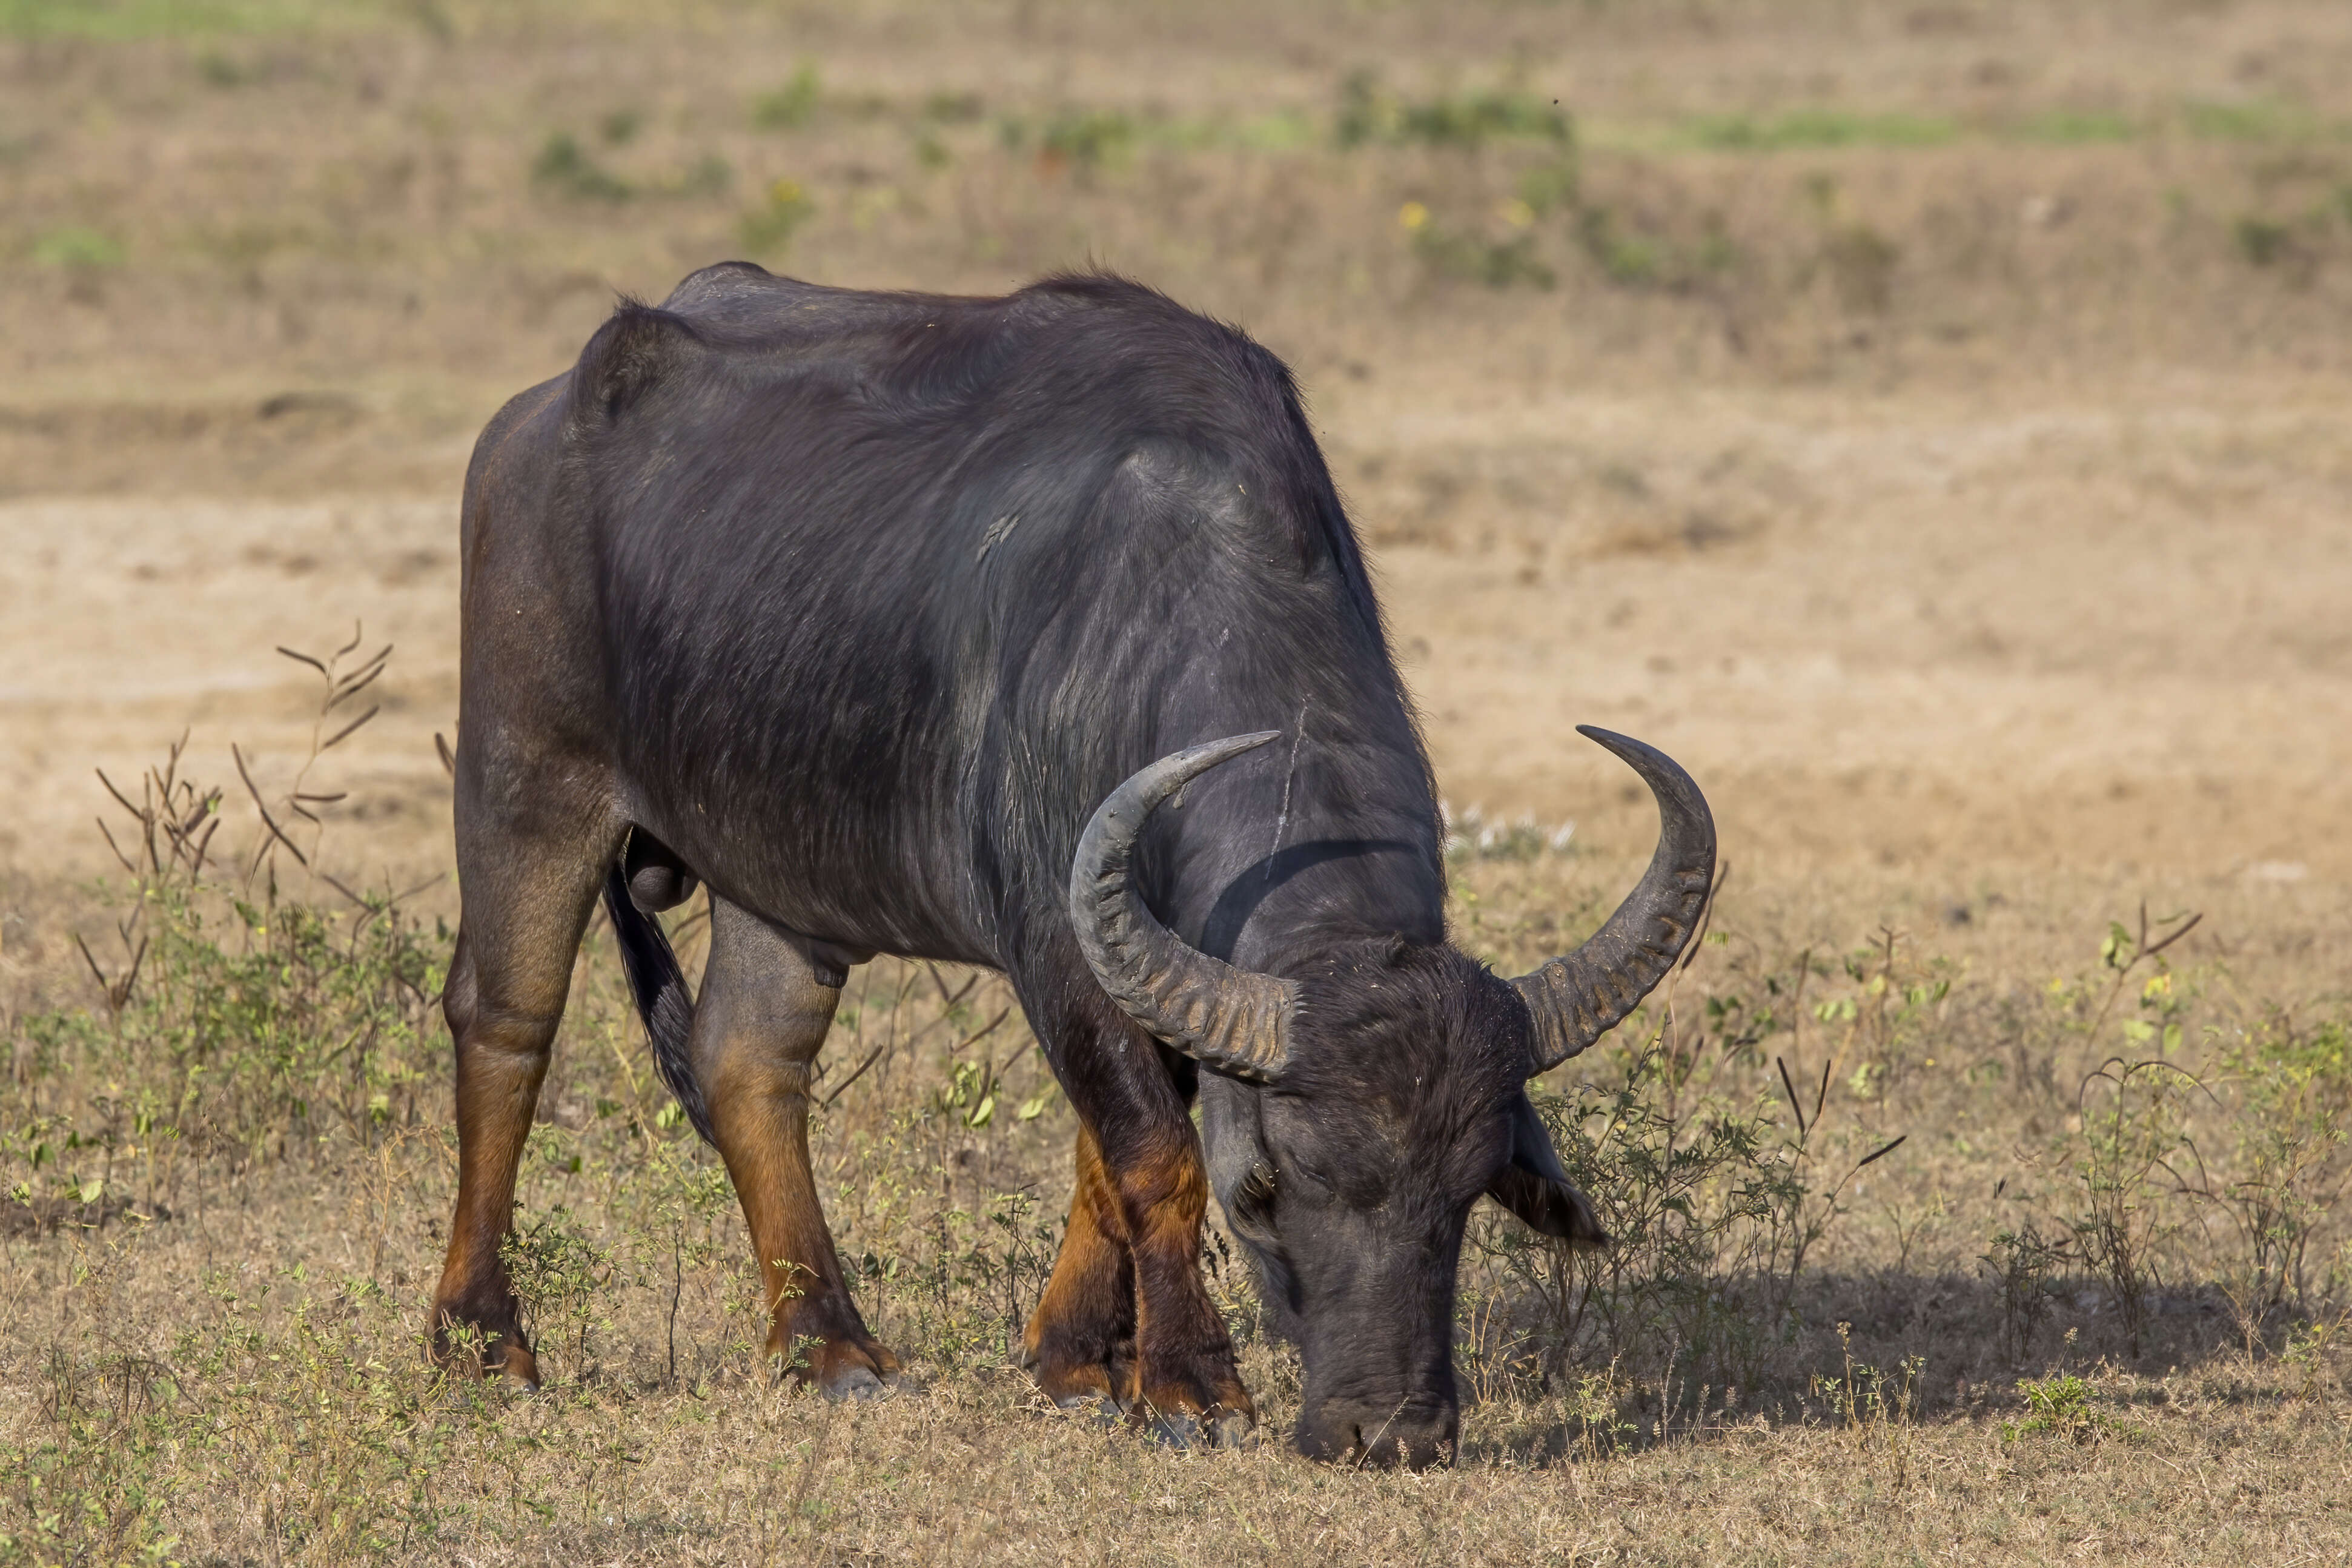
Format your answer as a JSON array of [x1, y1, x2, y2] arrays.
[[694, 897, 898, 1396], [1022, 1125, 1138, 1404], [1113, 1125, 1254, 1426], [430, 789, 619, 1388], [1016, 965, 1254, 1435]]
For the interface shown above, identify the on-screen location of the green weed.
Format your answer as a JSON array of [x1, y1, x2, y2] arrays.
[[752, 63, 822, 131], [531, 132, 631, 202], [738, 178, 815, 253], [0, 0, 369, 38], [2011, 108, 2138, 145], [2004, 1372, 2105, 1443], [2234, 215, 2296, 266], [1681, 109, 1956, 153], [2183, 99, 2319, 143], [1038, 109, 1137, 173], [1338, 71, 1571, 151], [30, 227, 125, 270]]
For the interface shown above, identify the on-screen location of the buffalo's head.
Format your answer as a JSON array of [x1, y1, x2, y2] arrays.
[[1068, 728, 1714, 1468]]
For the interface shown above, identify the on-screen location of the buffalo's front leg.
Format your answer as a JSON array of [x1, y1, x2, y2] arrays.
[[694, 897, 898, 1397], [1021, 984, 1252, 1434]]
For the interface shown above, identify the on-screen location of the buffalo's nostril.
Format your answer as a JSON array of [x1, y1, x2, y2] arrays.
[[1299, 1401, 1458, 1469]]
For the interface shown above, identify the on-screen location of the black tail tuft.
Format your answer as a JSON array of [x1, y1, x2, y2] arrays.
[[601, 861, 714, 1145]]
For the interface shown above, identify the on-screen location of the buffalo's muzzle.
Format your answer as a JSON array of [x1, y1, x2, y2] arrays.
[[1296, 1397, 1459, 1470]]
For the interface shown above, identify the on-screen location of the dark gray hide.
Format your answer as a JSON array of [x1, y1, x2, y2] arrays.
[[475, 264, 1713, 1467]]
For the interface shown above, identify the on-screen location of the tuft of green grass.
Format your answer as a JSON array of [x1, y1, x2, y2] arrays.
[[1, 0, 380, 36], [921, 89, 983, 124], [738, 177, 814, 253], [2010, 108, 2138, 145], [531, 131, 631, 202], [30, 227, 126, 269], [1399, 203, 1555, 290], [2003, 1373, 2106, 1443], [1038, 108, 1137, 170], [1681, 108, 1957, 153], [2234, 215, 2296, 266], [752, 62, 822, 130], [2182, 99, 2319, 142], [1338, 71, 1571, 151]]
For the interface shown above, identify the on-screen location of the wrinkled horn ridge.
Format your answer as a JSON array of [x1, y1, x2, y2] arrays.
[[1068, 732, 1299, 1083], [1512, 726, 1717, 1074]]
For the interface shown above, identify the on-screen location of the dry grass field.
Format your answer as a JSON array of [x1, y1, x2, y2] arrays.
[[5, 1, 2352, 1562]]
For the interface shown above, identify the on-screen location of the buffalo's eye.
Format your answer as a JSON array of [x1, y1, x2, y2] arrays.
[[1279, 1156, 1334, 1194]]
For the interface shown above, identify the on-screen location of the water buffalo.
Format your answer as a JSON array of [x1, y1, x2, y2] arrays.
[[430, 262, 1714, 1467]]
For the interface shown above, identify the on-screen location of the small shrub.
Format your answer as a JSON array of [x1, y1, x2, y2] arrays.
[[1402, 205, 1554, 289], [1983, 1223, 2071, 1365], [1822, 222, 1899, 313], [196, 48, 254, 87], [531, 131, 631, 202], [1683, 109, 1955, 152], [752, 63, 822, 130], [1337, 71, 1571, 151], [1516, 155, 1582, 218], [30, 226, 124, 270], [2234, 216, 2294, 266], [2013, 108, 2137, 145], [738, 178, 815, 253], [1037, 108, 1136, 174], [2213, 1013, 2352, 1325], [675, 153, 732, 198], [922, 90, 983, 124], [1814, 1325, 1923, 1489], [2184, 99, 2311, 143], [2003, 1373, 2105, 1444], [502, 1201, 614, 1383]]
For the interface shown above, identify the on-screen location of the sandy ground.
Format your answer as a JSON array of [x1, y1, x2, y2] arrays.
[[0, 3, 2347, 913], [4, 374, 2344, 901]]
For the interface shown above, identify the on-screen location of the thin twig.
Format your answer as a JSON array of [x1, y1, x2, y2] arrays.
[[94, 767, 146, 823], [1777, 1056, 1807, 1137], [233, 743, 310, 869], [322, 706, 379, 750]]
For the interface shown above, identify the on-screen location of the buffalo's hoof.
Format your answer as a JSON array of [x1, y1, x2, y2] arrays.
[[429, 1306, 537, 1391], [1055, 1392, 1123, 1424], [1133, 1405, 1253, 1452], [498, 1343, 542, 1393], [774, 1334, 902, 1401], [820, 1364, 909, 1402]]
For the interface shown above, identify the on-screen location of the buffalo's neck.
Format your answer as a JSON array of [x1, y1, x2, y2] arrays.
[[1145, 593, 1444, 973], [1164, 789, 1446, 974]]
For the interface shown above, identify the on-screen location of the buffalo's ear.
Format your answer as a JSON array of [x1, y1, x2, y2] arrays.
[[1199, 1075, 1281, 1246], [1486, 1091, 1610, 1249], [568, 301, 701, 427]]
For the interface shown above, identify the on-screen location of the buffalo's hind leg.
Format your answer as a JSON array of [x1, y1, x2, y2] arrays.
[[431, 776, 622, 1388], [1019, 1123, 1138, 1408], [694, 897, 899, 1397]]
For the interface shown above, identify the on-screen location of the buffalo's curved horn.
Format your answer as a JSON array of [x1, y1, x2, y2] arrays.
[[1512, 727, 1717, 1074], [1068, 733, 1298, 1083]]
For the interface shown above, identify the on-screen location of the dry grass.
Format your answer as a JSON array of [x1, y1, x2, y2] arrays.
[[6, 1, 2352, 1562], [5, 725, 2352, 1563]]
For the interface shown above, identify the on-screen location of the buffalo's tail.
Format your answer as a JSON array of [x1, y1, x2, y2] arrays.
[[600, 862, 715, 1145]]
